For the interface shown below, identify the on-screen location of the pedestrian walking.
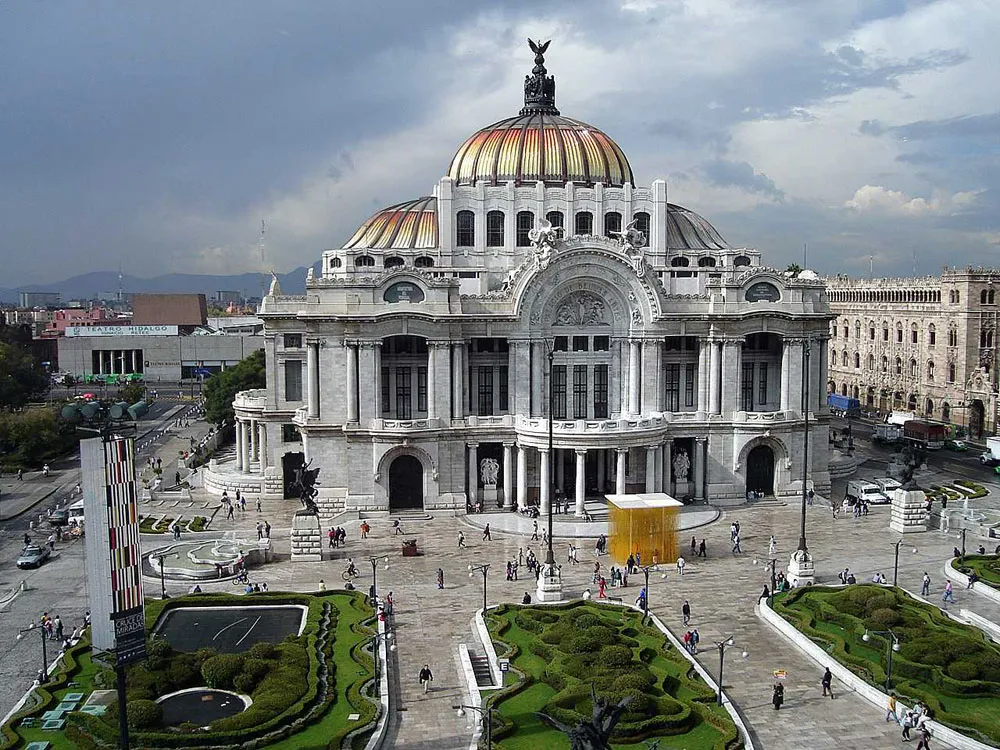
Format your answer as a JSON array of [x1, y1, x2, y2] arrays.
[[915, 725, 932, 750], [886, 693, 898, 723], [328, 528, 335, 548], [393, 519, 403, 535], [598, 577, 607, 598], [54, 615, 63, 641], [682, 599, 691, 626], [458, 531, 466, 548], [698, 539, 706, 557], [821, 667, 834, 698], [482, 524, 492, 541], [227, 504, 235, 520], [942, 580, 955, 603], [732, 534, 742, 554], [17, 468, 24, 481], [902, 712, 915, 741], [360, 521, 370, 539], [771, 682, 784, 710], [690, 536, 697, 555], [419, 664, 433, 693], [175, 471, 181, 485], [173, 525, 181, 541], [768, 535, 777, 556], [690, 628, 700, 654], [921, 572, 931, 597], [264, 521, 271, 539], [256, 498, 262, 513], [531, 520, 538, 541], [47, 533, 56, 551], [257, 522, 264, 540], [436, 568, 444, 589], [518, 547, 524, 566], [318, 579, 327, 591], [676, 556, 685, 575]]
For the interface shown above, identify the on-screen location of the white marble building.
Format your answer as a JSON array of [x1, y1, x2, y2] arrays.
[[216, 44, 832, 512]]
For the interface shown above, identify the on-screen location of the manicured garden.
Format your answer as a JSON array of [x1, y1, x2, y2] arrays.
[[773, 584, 1000, 747], [952, 554, 1000, 588], [0, 591, 379, 750], [484, 601, 741, 750]]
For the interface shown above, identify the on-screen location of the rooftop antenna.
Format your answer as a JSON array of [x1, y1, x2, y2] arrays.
[[802, 243, 807, 269], [912, 247, 917, 277], [258, 219, 267, 303], [869, 254, 874, 278], [117, 262, 124, 306]]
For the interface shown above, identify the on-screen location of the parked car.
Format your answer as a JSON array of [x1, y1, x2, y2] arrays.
[[17, 545, 51, 570], [48, 508, 70, 526], [873, 477, 902, 497], [944, 439, 968, 452], [845, 480, 890, 505]]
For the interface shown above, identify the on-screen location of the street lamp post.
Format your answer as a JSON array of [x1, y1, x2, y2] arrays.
[[960, 528, 967, 566], [469, 564, 489, 613], [546, 348, 555, 568], [366, 631, 396, 685], [367, 555, 389, 605], [892, 539, 910, 587], [153, 553, 169, 599], [714, 635, 735, 706], [454, 703, 495, 749], [16, 623, 49, 684], [536, 346, 562, 602], [863, 628, 901, 690], [789, 341, 816, 586], [767, 558, 777, 605], [639, 566, 653, 621]]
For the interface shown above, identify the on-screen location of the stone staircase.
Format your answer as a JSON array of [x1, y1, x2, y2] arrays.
[[467, 649, 494, 688]]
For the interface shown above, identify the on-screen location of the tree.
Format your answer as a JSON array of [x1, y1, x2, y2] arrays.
[[203, 349, 266, 426], [0, 408, 77, 469], [118, 382, 146, 406], [0, 341, 49, 409]]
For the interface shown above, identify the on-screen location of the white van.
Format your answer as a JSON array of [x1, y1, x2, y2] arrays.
[[68, 499, 85, 526], [845, 480, 889, 505], [872, 477, 901, 497]]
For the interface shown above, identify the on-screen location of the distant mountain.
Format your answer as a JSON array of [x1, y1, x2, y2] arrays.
[[0, 266, 317, 304]]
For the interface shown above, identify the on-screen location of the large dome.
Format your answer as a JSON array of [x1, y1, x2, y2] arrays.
[[448, 113, 633, 188], [343, 197, 437, 249], [448, 39, 633, 188]]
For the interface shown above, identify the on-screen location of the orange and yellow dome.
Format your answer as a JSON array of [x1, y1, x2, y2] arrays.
[[447, 113, 634, 188], [343, 197, 437, 250]]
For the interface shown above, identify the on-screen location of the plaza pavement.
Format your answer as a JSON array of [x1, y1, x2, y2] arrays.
[[153, 464, 1000, 750]]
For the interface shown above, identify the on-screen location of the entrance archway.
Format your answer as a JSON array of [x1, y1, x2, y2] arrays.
[[746, 445, 775, 496], [388, 455, 423, 510], [970, 400, 985, 439]]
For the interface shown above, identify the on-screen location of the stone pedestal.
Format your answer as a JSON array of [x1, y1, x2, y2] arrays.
[[291, 511, 323, 562], [890, 488, 927, 534], [673, 480, 693, 500], [535, 563, 563, 602], [788, 548, 815, 587], [482, 486, 499, 510]]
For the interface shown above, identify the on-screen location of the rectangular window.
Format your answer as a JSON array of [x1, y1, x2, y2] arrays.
[[594, 364, 609, 419], [685, 363, 696, 407], [574, 211, 593, 236], [664, 363, 680, 412], [283, 333, 302, 348], [554, 336, 568, 351], [381, 367, 390, 413], [572, 336, 589, 352], [456, 210, 475, 247], [478, 366, 494, 416], [392, 367, 410, 418], [552, 365, 567, 419], [284, 360, 303, 402], [417, 366, 427, 412], [741, 362, 754, 411], [516, 211, 534, 247], [593, 335, 610, 351], [486, 211, 504, 247], [499, 366, 509, 411], [758, 362, 768, 406], [573, 365, 588, 419]]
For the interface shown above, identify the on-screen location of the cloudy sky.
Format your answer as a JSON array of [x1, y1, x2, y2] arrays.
[[1, 0, 997, 286]]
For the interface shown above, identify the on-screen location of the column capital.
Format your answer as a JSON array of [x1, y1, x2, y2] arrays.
[[305, 337, 323, 346], [538, 447, 550, 454], [428, 340, 451, 349], [574, 448, 587, 456], [503, 441, 516, 449], [466, 442, 479, 449], [646, 444, 657, 453], [615, 447, 629, 455], [358, 340, 382, 349], [695, 436, 708, 444], [343, 339, 359, 349]]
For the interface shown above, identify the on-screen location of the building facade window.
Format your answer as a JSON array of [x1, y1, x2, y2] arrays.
[[477, 366, 494, 416], [603, 211, 622, 238], [417, 367, 427, 412], [911, 324, 918, 344], [516, 211, 535, 247], [552, 365, 567, 419], [685, 363, 696, 407], [395, 367, 412, 419], [486, 210, 505, 247], [632, 212, 651, 246], [355, 255, 375, 267], [594, 364, 609, 419], [283, 333, 302, 348], [384, 256, 404, 269], [948, 363, 956, 382], [284, 360, 303, 402], [573, 365, 588, 419], [415, 256, 434, 268], [381, 368, 390, 413], [741, 362, 754, 411], [895, 357, 902, 375], [929, 325, 936, 346], [909, 359, 918, 378], [758, 363, 768, 405], [896, 324, 903, 343], [456, 210, 475, 247], [574, 211, 593, 236], [546, 211, 564, 230], [927, 361, 935, 380], [854, 352, 860, 369], [499, 366, 509, 411], [664, 363, 681, 412]]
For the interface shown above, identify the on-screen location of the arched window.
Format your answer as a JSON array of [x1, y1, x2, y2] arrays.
[[895, 323, 903, 343], [981, 290, 989, 304], [881, 356, 888, 373], [841, 351, 849, 367], [516, 210, 535, 247], [670, 257, 690, 267], [842, 324, 849, 338], [603, 211, 622, 238], [908, 394, 917, 411], [928, 324, 936, 346], [456, 210, 475, 247], [841, 384, 848, 396], [831, 324, 838, 339], [852, 385, 860, 399], [954, 291, 960, 304], [909, 359, 917, 378], [733, 254, 751, 267], [855, 320, 861, 339], [869, 323, 876, 341], [697, 257, 717, 267], [948, 328, 958, 347], [546, 211, 564, 230], [925, 398, 934, 415], [486, 210, 505, 247], [854, 352, 860, 369], [948, 362, 956, 382], [384, 256, 404, 269], [911, 324, 918, 344], [330, 257, 342, 268], [927, 360, 935, 380], [882, 322, 889, 342], [632, 212, 651, 246], [831, 348, 837, 366], [414, 256, 434, 268], [574, 211, 593, 236], [894, 357, 902, 375], [868, 354, 875, 371], [942, 402, 951, 421], [355, 255, 375, 267]]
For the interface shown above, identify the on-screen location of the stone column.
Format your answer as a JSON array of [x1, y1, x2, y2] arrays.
[[596, 448, 606, 492], [516, 444, 528, 510], [426, 342, 437, 421], [306, 341, 319, 419], [721, 339, 743, 414], [258, 422, 268, 474], [642, 340, 662, 413], [784, 339, 804, 416], [697, 340, 709, 412], [694, 437, 706, 502], [780, 338, 791, 413], [512, 341, 531, 416], [555, 448, 566, 497], [346, 342, 359, 423], [452, 341, 465, 421], [373, 341, 383, 417], [815, 338, 827, 412], [628, 340, 641, 414], [467, 443, 478, 507], [575, 449, 587, 517], [539, 448, 551, 515], [663, 438, 673, 492], [709, 339, 721, 414], [645, 446, 657, 492], [615, 448, 627, 495], [235, 419, 244, 472], [240, 421, 251, 474], [249, 419, 258, 463], [654, 444, 663, 492], [502, 442, 514, 509]]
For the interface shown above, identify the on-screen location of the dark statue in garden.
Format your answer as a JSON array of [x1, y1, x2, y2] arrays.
[[537, 687, 633, 750], [890, 445, 924, 491], [289, 459, 320, 514]]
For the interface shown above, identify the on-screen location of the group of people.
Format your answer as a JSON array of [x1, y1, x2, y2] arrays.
[[327, 526, 347, 548], [681, 628, 700, 654], [688, 536, 708, 558], [889, 694, 934, 746], [730, 521, 743, 554], [221, 489, 255, 519]]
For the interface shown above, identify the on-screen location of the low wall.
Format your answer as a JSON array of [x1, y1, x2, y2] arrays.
[[942, 558, 1000, 606], [202, 463, 284, 499], [757, 598, 994, 750]]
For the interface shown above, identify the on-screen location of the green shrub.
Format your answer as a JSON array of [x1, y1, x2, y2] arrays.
[[201, 653, 245, 689], [573, 614, 601, 629], [145, 637, 173, 670], [600, 645, 634, 668], [947, 660, 980, 681], [246, 642, 276, 660], [612, 671, 655, 692], [126, 699, 163, 730], [867, 607, 902, 627]]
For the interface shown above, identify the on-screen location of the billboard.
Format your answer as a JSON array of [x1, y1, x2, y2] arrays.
[[82, 436, 147, 663], [66, 325, 178, 337]]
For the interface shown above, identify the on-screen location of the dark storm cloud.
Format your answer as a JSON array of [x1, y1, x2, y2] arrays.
[[699, 160, 784, 200]]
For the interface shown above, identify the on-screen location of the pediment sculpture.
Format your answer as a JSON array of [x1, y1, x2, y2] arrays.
[[553, 293, 608, 327]]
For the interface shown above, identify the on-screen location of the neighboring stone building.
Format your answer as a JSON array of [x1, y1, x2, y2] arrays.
[[218, 43, 832, 511], [825, 267, 1000, 438]]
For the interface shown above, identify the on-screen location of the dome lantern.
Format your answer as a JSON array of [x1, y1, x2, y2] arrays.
[[520, 39, 559, 116]]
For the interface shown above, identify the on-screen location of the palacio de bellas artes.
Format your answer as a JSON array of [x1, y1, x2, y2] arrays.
[[207, 42, 833, 516]]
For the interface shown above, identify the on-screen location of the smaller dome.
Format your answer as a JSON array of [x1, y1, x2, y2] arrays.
[[665, 204, 730, 250], [344, 197, 438, 250]]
